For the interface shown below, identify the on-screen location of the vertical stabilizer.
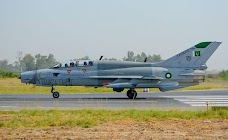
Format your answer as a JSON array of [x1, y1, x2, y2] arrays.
[[158, 42, 221, 68]]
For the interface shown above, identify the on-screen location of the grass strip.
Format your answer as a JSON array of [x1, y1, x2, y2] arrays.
[[1, 78, 228, 94], [0, 109, 227, 128]]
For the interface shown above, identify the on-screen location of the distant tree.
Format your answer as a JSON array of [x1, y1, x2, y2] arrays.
[[147, 54, 162, 63], [123, 51, 135, 61], [0, 59, 21, 72], [15, 52, 58, 71], [140, 52, 147, 62], [35, 54, 47, 69], [46, 54, 57, 66], [0, 59, 9, 70], [75, 56, 90, 60], [22, 54, 35, 71], [7, 64, 19, 72], [218, 70, 228, 80], [103, 58, 117, 61], [35, 54, 57, 69], [123, 51, 162, 62], [15, 51, 23, 72]]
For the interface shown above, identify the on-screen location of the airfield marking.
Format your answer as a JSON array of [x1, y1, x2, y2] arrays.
[[0, 100, 158, 103], [1, 90, 228, 110], [0, 106, 17, 108], [162, 95, 228, 107]]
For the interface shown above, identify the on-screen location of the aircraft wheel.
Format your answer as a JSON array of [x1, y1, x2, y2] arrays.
[[53, 91, 60, 98], [127, 89, 137, 99]]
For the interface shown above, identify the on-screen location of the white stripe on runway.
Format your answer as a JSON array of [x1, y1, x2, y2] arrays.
[[169, 99, 228, 101], [162, 95, 228, 107], [163, 96, 228, 98], [0, 106, 17, 108]]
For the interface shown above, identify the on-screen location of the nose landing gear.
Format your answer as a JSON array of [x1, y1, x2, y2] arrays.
[[127, 89, 137, 99], [51, 86, 60, 98]]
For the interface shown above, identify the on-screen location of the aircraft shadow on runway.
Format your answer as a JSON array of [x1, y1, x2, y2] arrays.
[[0, 97, 173, 101]]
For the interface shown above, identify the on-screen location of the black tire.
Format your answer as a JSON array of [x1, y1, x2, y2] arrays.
[[127, 90, 137, 99], [127, 90, 132, 99], [53, 92, 60, 98]]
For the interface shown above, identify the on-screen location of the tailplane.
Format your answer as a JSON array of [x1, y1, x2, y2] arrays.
[[158, 41, 221, 68]]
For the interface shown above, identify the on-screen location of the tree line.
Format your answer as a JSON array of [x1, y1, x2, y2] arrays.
[[1, 50, 228, 80], [218, 70, 228, 80], [0, 52, 58, 72], [0, 51, 162, 72], [123, 51, 161, 62]]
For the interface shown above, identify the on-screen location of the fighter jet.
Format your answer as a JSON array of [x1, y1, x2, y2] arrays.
[[21, 41, 221, 99]]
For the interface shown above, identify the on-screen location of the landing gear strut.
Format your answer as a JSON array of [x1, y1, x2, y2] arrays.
[[127, 89, 137, 99], [51, 86, 59, 98]]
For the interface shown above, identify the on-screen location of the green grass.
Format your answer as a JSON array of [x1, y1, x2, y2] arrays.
[[0, 78, 114, 94], [177, 82, 228, 91], [0, 78, 159, 94], [0, 109, 227, 128], [0, 78, 228, 94]]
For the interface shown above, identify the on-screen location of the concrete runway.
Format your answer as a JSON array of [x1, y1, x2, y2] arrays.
[[0, 90, 228, 110]]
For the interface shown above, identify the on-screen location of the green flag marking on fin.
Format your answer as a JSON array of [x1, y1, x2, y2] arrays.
[[195, 42, 211, 48], [195, 51, 201, 56]]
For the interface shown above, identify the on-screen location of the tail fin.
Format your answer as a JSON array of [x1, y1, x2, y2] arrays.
[[158, 41, 222, 68]]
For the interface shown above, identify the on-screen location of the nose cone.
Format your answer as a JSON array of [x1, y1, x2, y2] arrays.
[[21, 71, 36, 84]]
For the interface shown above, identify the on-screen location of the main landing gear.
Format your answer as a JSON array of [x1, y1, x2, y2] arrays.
[[51, 86, 60, 98], [127, 89, 137, 99]]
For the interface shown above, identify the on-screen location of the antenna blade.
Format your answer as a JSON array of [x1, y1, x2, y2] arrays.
[[99, 56, 103, 60]]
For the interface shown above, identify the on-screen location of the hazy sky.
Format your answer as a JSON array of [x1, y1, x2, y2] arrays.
[[0, 0, 227, 70]]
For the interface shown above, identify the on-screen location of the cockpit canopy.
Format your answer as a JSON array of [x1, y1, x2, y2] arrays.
[[52, 60, 93, 68]]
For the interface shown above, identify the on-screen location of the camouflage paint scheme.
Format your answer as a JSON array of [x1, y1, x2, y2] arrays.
[[21, 42, 222, 99]]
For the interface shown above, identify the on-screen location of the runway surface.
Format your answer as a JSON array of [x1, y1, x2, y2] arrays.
[[0, 90, 228, 110]]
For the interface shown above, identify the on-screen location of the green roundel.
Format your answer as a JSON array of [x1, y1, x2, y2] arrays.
[[165, 72, 172, 79]]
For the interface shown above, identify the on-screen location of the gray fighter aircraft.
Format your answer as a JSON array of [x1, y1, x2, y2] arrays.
[[21, 41, 221, 99]]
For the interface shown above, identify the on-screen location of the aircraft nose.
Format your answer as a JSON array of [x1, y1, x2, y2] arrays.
[[20, 71, 36, 84]]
